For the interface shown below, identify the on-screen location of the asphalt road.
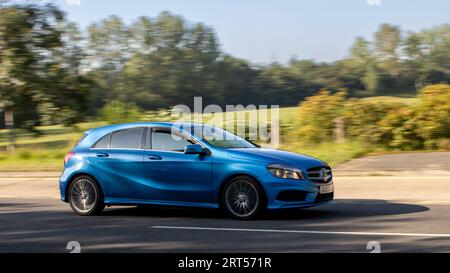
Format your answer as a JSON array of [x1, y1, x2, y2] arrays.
[[1, 198, 450, 253], [1, 152, 449, 253]]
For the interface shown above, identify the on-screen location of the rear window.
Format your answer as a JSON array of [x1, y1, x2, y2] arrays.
[[110, 128, 144, 149], [93, 134, 110, 149]]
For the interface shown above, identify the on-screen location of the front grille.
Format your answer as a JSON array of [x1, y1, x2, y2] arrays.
[[307, 166, 333, 184], [315, 192, 334, 203]]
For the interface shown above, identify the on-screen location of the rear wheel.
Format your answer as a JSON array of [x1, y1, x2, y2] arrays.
[[68, 176, 104, 216], [222, 176, 265, 220]]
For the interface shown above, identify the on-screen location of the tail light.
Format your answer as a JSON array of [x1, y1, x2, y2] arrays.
[[64, 151, 76, 164]]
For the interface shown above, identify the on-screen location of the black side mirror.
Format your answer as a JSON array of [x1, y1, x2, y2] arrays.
[[184, 144, 204, 155]]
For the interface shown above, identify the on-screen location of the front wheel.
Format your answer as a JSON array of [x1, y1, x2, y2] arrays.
[[222, 176, 265, 220], [68, 176, 104, 216]]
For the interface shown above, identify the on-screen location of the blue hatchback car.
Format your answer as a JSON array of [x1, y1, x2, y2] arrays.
[[60, 122, 334, 219]]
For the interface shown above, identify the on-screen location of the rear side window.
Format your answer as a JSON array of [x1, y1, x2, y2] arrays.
[[93, 133, 110, 149], [110, 128, 144, 149]]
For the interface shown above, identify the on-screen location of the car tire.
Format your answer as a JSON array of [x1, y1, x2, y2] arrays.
[[222, 176, 265, 220], [68, 175, 105, 216]]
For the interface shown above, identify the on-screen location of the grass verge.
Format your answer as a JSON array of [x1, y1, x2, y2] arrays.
[[280, 141, 372, 167]]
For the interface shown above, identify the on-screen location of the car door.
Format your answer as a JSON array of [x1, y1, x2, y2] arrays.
[[89, 127, 147, 200], [144, 127, 213, 204]]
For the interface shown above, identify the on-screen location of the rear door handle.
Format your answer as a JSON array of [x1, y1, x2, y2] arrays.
[[148, 155, 163, 160], [96, 152, 109, 158]]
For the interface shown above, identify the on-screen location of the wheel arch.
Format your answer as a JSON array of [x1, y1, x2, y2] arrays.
[[218, 173, 268, 208], [65, 172, 104, 202]]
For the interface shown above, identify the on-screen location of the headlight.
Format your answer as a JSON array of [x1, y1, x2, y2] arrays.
[[266, 164, 304, 180]]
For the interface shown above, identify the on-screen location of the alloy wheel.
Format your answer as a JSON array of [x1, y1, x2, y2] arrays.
[[224, 179, 260, 218], [70, 178, 98, 214]]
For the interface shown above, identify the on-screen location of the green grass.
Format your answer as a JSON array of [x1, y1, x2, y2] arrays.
[[0, 147, 85, 171], [0, 157, 64, 172], [0, 124, 91, 171], [279, 141, 372, 167], [0, 122, 107, 149]]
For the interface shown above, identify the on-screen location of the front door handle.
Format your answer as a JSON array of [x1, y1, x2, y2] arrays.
[[96, 152, 109, 158], [148, 155, 163, 160]]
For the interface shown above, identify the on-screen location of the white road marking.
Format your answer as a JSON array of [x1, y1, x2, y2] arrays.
[[151, 225, 450, 238]]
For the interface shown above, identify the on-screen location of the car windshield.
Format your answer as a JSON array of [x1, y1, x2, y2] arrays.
[[189, 125, 257, 149]]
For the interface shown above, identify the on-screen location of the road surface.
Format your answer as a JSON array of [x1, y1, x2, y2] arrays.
[[1, 152, 449, 253]]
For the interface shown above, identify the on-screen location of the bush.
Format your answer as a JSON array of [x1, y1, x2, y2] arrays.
[[415, 84, 450, 148], [437, 138, 450, 150], [378, 108, 423, 150], [343, 99, 410, 148], [342, 99, 403, 145], [99, 101, 144, 124], [294, 90, 346, 143], [292, 84, 450, 152]]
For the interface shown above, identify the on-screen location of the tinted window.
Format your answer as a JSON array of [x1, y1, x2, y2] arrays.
[[93, 134, 110, 149], [110, 128, 144, 149], [152, 130, 193, 152]]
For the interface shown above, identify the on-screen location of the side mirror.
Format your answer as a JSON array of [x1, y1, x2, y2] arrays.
[[184, 144, 204, 155]]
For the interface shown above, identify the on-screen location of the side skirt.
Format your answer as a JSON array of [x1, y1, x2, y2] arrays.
[[104, 197, 219, 209]]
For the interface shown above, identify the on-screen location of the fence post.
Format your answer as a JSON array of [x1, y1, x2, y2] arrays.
[[5, 110, 15, 152], [334, 117, 345, 143]]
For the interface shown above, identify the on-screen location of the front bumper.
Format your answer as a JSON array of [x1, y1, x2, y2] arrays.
[[261, 177, 334, 209]]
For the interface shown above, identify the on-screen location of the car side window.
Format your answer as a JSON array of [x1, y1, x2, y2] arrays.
[[93, 133, 110, 149], [110, 128, 144, 149], [151, 129, 193, 152]]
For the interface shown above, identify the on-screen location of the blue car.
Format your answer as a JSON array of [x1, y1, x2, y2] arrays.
[[60, 122, 334, 219]]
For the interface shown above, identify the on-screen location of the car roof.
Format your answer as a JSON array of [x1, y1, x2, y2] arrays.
[[84, 122, 211, 136], [77, 122, 210, 150]]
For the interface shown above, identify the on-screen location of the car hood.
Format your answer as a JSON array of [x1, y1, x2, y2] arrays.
[[226, 148, 327, 170]]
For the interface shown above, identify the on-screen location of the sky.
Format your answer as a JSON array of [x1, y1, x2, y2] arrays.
[[53, 0, 450, 64]]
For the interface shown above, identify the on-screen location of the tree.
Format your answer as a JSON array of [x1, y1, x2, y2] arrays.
[[114, 12, 222, 109], [417, 24, 450, 86], [1, 2, 449, 131], [0, 4, 64, 129], [0, 3, 93, 128], [375, 24, 402, 76], [215, 55, 257, 105], [349, 37, 372, 67]]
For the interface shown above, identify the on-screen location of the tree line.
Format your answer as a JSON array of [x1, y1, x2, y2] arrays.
[[0, 2, 449, 130]]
